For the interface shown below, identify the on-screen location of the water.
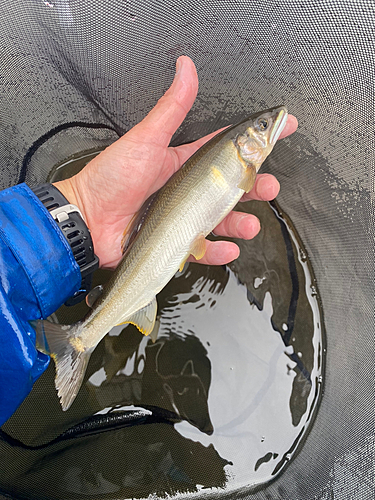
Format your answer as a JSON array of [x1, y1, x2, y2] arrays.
[[0, 153, 325, 499], [118, 199, 324, 493]]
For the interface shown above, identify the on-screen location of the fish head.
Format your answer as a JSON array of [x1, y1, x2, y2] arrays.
[[234, 106, 288, 170]]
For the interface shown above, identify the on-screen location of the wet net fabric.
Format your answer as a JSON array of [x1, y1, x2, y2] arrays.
[[0, 1, 374, 499]]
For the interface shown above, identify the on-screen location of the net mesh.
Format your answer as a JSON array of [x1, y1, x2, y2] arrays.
[[0, 1, 374, 499]]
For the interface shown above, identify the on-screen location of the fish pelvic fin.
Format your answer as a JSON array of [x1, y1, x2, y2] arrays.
[[190, 235, 206, 261], [179, 256, 189, 273], [178, 235, 206, 270], [237, 165, 257, 193], [116, 296, 158, 339], [32, 320, 93, 411]]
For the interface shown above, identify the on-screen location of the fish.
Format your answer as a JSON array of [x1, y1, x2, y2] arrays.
[[32, 106, 288, 411]]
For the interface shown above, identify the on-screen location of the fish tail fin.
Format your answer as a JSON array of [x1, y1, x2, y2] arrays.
[[32, 320, 93, 411]]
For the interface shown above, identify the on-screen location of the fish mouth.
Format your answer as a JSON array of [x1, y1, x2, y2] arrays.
[[269, 106, 288, 145]]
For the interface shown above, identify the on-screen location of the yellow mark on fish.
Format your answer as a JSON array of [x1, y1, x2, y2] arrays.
[[127, 321, 149, 335], [211, 166, 227, 187], [69, 337, 86, 353], [115, 320, 149, 336]]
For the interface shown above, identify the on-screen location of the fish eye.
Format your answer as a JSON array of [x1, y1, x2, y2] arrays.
[[257, 118, 269, 131]]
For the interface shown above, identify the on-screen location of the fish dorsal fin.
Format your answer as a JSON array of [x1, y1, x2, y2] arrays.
[[190, 235, 207, 261], [86, 285, 103, 308], [237, 165, 257, 193], [121, 191, 159, 255], [116, 296, 158, 338]]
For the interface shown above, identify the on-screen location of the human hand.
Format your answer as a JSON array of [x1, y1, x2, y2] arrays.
[[55, 56, 298, 269]]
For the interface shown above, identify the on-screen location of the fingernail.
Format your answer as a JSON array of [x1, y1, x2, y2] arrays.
[[257, 175, 280, 201], [176, 57, 182, 75]]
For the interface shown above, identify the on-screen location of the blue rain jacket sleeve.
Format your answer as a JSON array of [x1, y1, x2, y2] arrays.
[[0, 183, 81, 426]]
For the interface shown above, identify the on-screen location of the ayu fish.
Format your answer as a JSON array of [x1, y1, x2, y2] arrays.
[[32, 106, 288, 410]]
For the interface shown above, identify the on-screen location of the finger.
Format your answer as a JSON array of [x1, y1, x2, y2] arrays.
[[128, 55, 199, 148], [212, 212, 261, 240], [279, 114, 298, 139], [240, 173, 280, 202], [188, 240, 240, 266]]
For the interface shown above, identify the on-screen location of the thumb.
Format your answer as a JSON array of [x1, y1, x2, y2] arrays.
[[126, 55, 199, 148]]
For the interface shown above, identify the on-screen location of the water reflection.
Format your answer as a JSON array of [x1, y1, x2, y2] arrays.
[[87, 329, 214, 435]]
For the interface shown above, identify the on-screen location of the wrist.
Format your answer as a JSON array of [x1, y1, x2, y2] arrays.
[[53, 178, 98, 261], [53, 179, 86, 221], [31, 182, 99, 306]]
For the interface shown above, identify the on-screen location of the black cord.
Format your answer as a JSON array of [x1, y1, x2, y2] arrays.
[[19, 121, 120, 184]]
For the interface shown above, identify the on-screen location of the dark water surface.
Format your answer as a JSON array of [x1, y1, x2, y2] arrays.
[[0, 155, 325, 499]]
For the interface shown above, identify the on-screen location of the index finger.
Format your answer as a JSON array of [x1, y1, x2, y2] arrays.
[[278, 114, 298, 139]]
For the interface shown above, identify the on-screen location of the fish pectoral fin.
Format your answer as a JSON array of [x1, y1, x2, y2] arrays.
[[116, 296, 158, 338], [86, 285, 103, 308], [237, 165, 257, 193], [189, 235, 207, 261], [31, 319, 91, 411]]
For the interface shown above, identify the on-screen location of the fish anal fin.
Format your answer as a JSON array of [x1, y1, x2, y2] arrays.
[[237, 165, 257, 193], [86, 285, 103, 308], [31, 320, 91, 411], [116, 296, 158, 337], [190, 235, 206, 261]]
